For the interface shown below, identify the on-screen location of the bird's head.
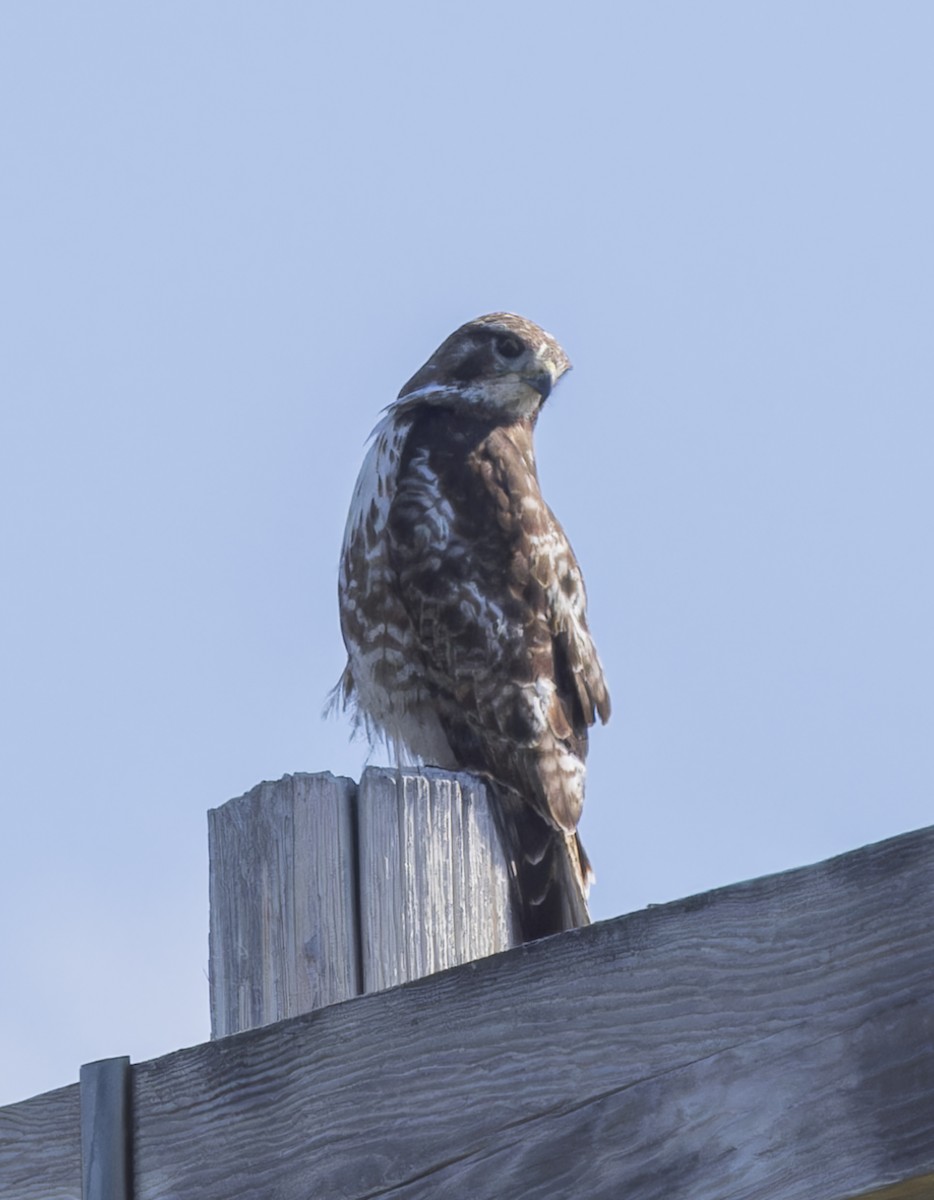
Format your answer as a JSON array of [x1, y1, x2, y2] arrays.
[[395, 313, 571, 421]]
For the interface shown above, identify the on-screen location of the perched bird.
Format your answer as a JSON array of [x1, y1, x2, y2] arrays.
[[335, 313, 610, 939]]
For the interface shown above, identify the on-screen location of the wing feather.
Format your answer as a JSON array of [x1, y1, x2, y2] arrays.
[[387, 413, 609, 836]]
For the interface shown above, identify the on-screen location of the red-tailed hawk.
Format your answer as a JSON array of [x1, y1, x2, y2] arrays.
[[335, 313, 610, 939]]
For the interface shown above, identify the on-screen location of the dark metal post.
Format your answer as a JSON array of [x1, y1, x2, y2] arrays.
[[80, 1057, 131, 1200]]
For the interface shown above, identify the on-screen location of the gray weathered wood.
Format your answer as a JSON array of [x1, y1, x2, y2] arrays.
[[80, 1058, 131, 1200], [209, 768, 521, 1035], [117, 824, 932, 1200], [208, 771, 358, 1038], [4, 820, 933, 1199], [0, 1083, 81, 1200], [356, 766, 521, 992]]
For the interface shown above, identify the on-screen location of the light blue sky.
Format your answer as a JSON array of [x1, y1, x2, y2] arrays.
[[2, 2, 932, 1106]]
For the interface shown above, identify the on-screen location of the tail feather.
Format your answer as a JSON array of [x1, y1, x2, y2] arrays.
[[488, 782, 591, 941]]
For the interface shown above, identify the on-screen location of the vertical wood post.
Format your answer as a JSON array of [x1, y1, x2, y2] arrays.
[[356, 766, 521, 992], [208, 767, 521, 1037], [208, 772, 358, 1039], [79, 1057, 131, 1200]]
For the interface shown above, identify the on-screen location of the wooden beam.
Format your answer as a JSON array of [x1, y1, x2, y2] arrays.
[[0, 1083, 80, 1200], [356, 766, 520, 992], [79, 1058, 131, 1200], [122, 823, 934, 1200], [4, 808, 933, 1199], [208, 772, 358, 1037]]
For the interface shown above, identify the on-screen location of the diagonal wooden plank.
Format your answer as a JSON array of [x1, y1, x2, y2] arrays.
[[365, 992, 934, 1200], [0, 1084, 80, 1200], [129, 824, 934, 1200]]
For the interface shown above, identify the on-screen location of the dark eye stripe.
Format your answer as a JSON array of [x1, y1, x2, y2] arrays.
[[453, 350, 486, 383], [495, 335, 524, 360]]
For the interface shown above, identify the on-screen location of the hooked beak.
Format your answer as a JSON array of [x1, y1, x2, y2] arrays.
[[521, 371, 555, 401], [522, 343, 571, 403]]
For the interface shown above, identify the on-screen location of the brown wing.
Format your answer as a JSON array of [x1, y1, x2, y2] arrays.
[[387, 408, 609, 836]]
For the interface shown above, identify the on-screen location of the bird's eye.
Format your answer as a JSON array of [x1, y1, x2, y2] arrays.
[[494, 335, 524, 360]]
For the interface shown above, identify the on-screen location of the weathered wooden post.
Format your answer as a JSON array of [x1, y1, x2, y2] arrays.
[[208, 772, 358, 1038], [208, 766, 522, 1037]]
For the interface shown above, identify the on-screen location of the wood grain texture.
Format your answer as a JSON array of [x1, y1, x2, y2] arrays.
[[126, 824, 934, 1200], [208, 771, 358, 1038], [356, 766, 521, 992], [0, 1083, 80, 1200], [852, 1175, 934, 1200]]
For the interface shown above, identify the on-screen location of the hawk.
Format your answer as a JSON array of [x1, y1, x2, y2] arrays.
[[335, 313, 610, 939]]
